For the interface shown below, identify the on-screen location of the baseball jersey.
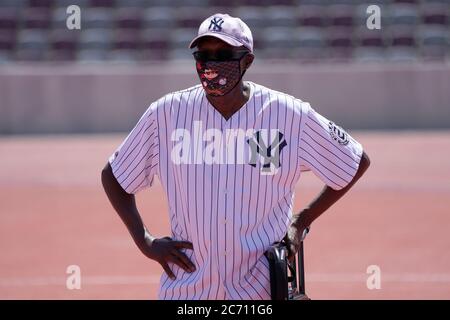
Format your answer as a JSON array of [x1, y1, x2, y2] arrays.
[[108, 81, 363, 300]]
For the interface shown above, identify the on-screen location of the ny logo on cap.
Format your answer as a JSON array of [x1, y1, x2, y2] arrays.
[[247, 130, 287, 175], [209, 17, 224, 32]]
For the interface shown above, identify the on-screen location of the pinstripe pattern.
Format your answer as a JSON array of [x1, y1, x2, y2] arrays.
[[108, 82, 363, 300], [298, 106, 363, 190]]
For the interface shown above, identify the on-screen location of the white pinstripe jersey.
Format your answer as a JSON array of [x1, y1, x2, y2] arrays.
[[108, 81, 363, 300]]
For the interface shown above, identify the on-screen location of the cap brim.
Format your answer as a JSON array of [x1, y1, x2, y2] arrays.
[[189, 32, 244, 50]]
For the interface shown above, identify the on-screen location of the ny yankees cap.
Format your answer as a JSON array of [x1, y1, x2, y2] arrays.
[[189, 13, 254, 53]]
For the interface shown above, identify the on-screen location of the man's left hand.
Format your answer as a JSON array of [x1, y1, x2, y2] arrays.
[[283, 213, 309, 261]]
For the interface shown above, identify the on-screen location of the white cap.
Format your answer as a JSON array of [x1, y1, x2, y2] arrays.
[[189, 13, 253, 52]]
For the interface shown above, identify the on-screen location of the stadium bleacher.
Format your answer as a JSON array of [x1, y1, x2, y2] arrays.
[[0, 0, 448, 63]]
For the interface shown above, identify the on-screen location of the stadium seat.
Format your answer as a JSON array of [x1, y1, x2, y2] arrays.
[[417, 25, 449, 60], [327, 29, 354, 62], [293, 26, 327, 61], [424, 0, 450, 3], [168, 27, 197, 60], [268, 0, 294, 4], [114, 0, 149, 8], [89, 0, 116, 8], [294, 0, 329, 5], [353, 47, 386, 63], [421, 4, 449, 26], [258, 26, 298, 59], [392, 0, 419, 4], [238, 0, 294, 4], [328, 30, 353, 48], [140, 44, 169, 60], [115, 8, 142, 30], [52, 7, 71, 30], [255, 47, 279, 59], [21, 8, 52, 29], [113, 30, 140, 50], [145, 0, 197, 6], [0, 50, 12, 63], [175, 7, 209, 28], [251, 31, 263, 52], [168, 48, 192, 60], [202, 7, 237, 19], [232, 0, 265, 6], [261, 27, 300, 50], [207, 0, 227, 6], [49, 29, 78, 61], [16, 29, 48, 50], [28, 0, 54, 9], [296, 5, 326, 27], [0, 8, 19, 32], [356, 0, 393, 4], [77, 48, 109, 62], [417, 25, 449, 46], [233, 7, 267, 29], [0, 31, 15, 51], [388, 3, 420, 26], [329, 0, 359, 4], [108, 49, 139, 63], [82, 8, 115, 29], [54, 0, 90, 8], [356, 27, 385, 48], [0, 0, 27, 8], [295, 27, 326, 48], [170, 28, 196, 50], [78, 28, 113, 51], [175, 0, 210, 6], [386, 21, 419, 62], [48, 49, 76, 61], [390, 27, 417, 47], [328, 5, 355, 28], [15, 29, 49, 60], [49, 29, 78, 51], [142, 7, 176, 30], [141, 28, 170, 51], [264, 6, 298, 28], [385, 47, 419, 62]]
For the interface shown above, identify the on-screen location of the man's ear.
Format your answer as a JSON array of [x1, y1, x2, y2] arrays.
[[243, 53, 254, 70]]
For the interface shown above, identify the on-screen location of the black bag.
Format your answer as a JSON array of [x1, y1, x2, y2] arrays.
[[264, 240, 309, 300]]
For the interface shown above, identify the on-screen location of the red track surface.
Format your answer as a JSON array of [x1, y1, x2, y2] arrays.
[[1, 131, 449, 299]]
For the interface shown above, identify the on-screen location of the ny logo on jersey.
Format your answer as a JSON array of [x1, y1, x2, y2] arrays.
[[247, 130, 287, 175], [208, 17, 224, 32]]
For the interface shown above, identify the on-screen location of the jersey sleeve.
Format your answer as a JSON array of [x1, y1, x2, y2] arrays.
[[108, 103, 159, 194], [298, 103, 363, 190]]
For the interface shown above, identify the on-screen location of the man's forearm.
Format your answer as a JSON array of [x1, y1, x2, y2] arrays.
[[293, 151, 371, 230], [101, 163, 153, 249]]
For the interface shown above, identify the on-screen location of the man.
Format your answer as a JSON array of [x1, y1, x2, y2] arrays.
[[101, 13, 370, 300]]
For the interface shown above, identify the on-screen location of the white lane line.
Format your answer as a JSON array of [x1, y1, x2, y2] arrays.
[[1, 274, 450, 287], [0, 276, 161, 287], [308, 273, 450, 283]]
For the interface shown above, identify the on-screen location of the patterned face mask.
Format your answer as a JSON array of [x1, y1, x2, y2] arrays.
[[195, 59, 246, 97]]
